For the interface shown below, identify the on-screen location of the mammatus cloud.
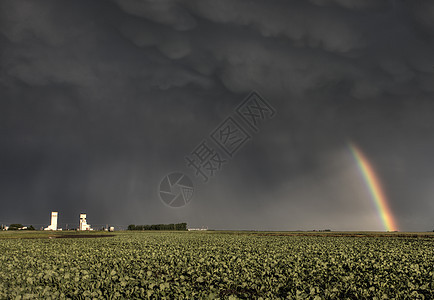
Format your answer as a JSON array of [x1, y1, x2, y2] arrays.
[[309, 0, 387, 11], [113, 0, 197, 31], [114, 0, 434, 100]]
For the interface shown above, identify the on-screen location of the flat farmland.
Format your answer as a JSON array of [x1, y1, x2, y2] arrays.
[[1, 231, 433, 299]]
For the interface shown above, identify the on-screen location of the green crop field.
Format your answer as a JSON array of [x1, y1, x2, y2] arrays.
[[0, 231, 433, 299]]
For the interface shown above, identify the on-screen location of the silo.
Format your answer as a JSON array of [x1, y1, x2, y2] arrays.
[[44, 211, 58, 231], [79, 213, 91, 231], [51, 212, 58, 230]]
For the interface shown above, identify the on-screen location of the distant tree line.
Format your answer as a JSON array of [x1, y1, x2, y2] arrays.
[[127, 223, 187, 231], [6, 224, 35, 230]]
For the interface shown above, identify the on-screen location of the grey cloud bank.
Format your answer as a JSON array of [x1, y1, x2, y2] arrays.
[[1, 0, 434, 231]]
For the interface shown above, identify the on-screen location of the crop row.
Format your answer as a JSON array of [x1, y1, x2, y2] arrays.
[[0, 232, 433, 299]]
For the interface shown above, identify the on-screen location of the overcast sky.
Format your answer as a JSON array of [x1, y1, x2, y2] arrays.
[[1, 0, 434, 231]]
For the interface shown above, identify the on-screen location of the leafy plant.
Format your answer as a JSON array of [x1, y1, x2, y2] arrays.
[[0, 232, 433, 299]]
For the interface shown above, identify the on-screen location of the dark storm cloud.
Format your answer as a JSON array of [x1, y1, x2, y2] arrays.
[[1, 0, 433, 231]]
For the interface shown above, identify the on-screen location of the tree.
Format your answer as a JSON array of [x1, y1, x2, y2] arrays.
[[127, 223, 188, 231], [8, 224, 23, 230]]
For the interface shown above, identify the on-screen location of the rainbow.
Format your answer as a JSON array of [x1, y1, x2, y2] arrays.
[[349, 143, 399, 231]]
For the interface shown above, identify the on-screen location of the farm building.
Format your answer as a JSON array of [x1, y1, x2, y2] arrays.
[[44, 212, 58, 231], [79, 213, 92, 231]]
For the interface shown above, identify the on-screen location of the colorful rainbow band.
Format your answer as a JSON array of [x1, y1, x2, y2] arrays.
[[349, 143, 398, 231]]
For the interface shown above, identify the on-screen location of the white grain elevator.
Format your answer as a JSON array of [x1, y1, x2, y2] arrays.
[[79, 213, 91, 231], [44, 211, 58, 231]]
